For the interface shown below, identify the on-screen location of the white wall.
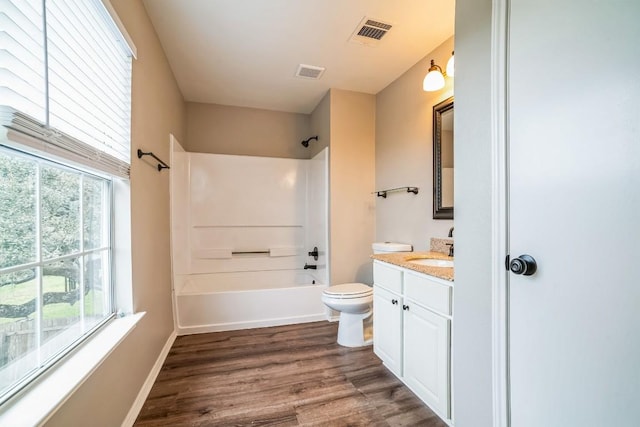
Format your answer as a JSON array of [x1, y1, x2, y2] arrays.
[[375, 37, 455, 250], [452, 0, 494, 426]]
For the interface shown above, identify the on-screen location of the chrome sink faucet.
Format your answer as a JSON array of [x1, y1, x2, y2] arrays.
[[448, 227, 454, 238], [446, 243, 454, 257]]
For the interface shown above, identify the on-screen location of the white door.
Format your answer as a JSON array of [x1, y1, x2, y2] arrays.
[[507, 1, 640, 426]]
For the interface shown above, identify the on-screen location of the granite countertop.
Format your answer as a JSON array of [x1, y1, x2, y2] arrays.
[[371, 251, 454, 282]]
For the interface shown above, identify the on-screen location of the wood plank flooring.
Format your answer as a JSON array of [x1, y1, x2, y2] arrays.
[[134, 321, 447, 426]]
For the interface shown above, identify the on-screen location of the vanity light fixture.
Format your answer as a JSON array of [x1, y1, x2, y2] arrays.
[[446, 51, 454, 77], [423, 60, 446, 91], [423, 51, 455, 92]]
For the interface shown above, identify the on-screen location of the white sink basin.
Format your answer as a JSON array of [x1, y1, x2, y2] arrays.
[[407, 258, 454, 268]]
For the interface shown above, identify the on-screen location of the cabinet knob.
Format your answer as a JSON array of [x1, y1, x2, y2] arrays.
[[402, 304, 410, 311], [391, 299, 398, 305]]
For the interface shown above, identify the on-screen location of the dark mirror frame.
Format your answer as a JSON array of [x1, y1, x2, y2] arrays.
[[433, 96, 454, 219]]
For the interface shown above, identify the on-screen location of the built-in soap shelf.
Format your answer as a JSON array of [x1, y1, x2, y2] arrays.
[[192, 247, 301, 259]]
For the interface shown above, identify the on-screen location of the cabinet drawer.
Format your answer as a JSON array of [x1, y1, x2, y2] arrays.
[[373, 261, 403, 294], [404, 271, 451, 315]]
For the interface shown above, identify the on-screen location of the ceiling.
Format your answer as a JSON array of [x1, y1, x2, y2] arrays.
[[142, 0, 455, 114]]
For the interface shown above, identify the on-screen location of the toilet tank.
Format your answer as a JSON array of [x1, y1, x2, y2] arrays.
[[372, 242, 413, 254]]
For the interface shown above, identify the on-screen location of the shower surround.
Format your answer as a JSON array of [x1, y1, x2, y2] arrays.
[[170, 144, 329, 334]]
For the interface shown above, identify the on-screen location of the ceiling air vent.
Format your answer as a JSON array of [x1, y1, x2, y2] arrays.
[[350, 17, 393, 46], [295, 64, 326, 80]]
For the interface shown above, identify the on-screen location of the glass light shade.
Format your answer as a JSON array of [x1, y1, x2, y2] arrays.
[[446, 53, 455, 77], [423, 69, 445, 91]]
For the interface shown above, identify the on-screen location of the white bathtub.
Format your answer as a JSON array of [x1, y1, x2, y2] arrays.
[[173, 270, 328, 334]]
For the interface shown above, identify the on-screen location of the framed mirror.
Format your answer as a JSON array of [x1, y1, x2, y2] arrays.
[[433, 96, 454, 219]]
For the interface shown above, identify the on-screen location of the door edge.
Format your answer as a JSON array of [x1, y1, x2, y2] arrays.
[[490, 0, 510, 426]]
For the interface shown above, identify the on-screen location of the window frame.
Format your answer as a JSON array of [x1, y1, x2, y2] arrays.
[[0, 146, 117, 405]]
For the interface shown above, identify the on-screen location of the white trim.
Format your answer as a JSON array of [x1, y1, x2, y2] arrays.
[[121, 330, 177, 427], [0, 247, 110, 276], [0, 313, 145, 426], [491, 0, 510, 426], [169, 134, 184, 334], [320, 147, 331, 286], [99, 0, 137, 58]]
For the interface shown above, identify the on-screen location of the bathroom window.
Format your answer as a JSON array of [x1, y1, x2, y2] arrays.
[[0, 147, 113, 401], [0, 0, 133, 403]]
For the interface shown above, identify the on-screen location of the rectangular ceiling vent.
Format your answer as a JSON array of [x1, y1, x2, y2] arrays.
[[350, 17, 393, 46], [295, 64, 325, 80]]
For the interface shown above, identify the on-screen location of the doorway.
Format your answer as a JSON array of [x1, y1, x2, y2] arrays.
[[497, 1, 640, 426]]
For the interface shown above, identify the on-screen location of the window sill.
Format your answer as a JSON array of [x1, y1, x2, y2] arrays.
[[0, 312, 145, 426]]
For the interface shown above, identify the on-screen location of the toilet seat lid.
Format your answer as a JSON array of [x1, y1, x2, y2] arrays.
[[323, 283, 372, 297]]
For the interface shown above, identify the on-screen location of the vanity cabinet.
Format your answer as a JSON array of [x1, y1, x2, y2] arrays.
[[373, 261, 452, 421]]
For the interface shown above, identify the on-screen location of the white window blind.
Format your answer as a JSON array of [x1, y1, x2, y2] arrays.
[[0, 0, 46, 122], [0, 0, 133, 178]]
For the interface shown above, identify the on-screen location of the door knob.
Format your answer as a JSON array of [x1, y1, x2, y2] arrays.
[[509, 254, 537, 276]]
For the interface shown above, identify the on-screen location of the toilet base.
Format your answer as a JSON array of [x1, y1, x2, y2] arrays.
[[337, 311, 373, 347]]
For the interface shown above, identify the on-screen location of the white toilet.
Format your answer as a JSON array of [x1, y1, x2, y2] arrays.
[[322, 242, 413, 347]]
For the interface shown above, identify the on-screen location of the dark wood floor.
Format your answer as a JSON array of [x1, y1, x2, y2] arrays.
[[134, 321, 447, 426]]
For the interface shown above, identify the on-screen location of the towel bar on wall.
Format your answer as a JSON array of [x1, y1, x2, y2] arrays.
[[373, 186, 419, 198], [193, 248, 300, 258], [137, 149, 170, 171]]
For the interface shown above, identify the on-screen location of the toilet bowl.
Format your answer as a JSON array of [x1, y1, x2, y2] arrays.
[[322, 242, 412, 347], [322, 283, 373, 347]]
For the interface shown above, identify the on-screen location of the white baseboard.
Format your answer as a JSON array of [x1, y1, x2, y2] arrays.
[[121, 330, 177, 427]]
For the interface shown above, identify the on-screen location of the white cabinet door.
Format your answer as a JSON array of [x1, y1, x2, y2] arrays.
[[373, 285, 402, 375], [403, 301, 450, 418]]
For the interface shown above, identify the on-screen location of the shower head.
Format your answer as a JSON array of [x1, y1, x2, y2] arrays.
[[301, 135, 318, 147]]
